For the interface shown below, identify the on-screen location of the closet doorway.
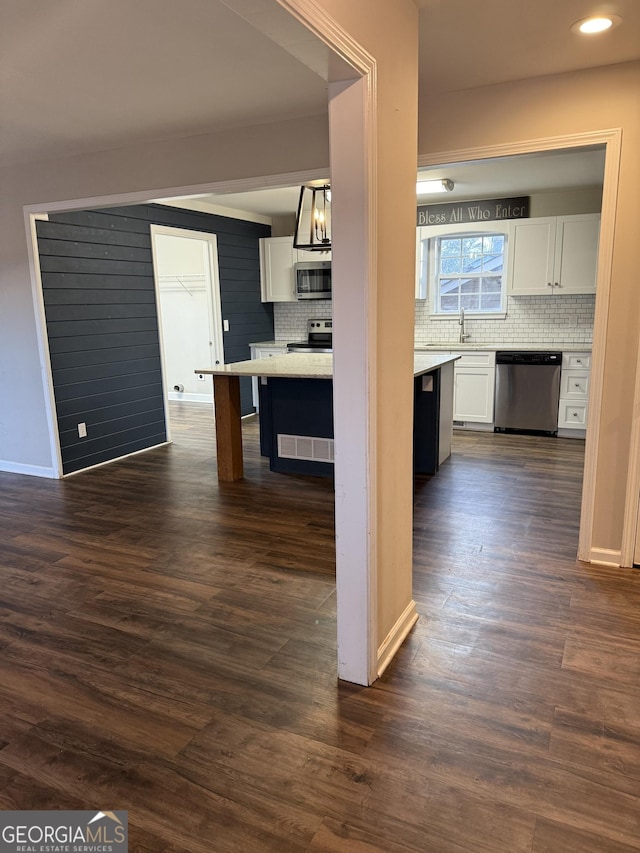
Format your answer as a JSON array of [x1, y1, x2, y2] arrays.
[[151, 225, 224, 439]]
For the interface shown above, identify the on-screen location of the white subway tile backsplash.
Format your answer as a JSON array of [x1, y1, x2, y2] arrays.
[[414, 294, 594, 346], [274, 293, 594, 347], [273, 301, 333, 341]]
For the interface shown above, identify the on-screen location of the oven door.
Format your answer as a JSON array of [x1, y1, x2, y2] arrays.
[[287, 344, 333, 353]]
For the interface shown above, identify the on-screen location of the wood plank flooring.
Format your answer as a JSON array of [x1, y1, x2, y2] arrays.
[[1, 404, 640, 852]]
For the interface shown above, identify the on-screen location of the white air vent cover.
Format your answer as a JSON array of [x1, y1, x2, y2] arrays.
[[277, 433, 334, 463]]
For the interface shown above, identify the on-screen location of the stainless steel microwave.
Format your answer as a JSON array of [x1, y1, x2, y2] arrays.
[[295, 261, 332, 300]]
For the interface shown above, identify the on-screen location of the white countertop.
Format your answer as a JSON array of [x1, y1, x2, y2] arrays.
[[249, 340, 287, 349], [415, 343, 592, 352], [197, 352, 458, 380], [249, 340, 592, 354]]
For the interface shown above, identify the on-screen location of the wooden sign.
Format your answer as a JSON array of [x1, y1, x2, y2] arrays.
[[417, 196, 529, 227]]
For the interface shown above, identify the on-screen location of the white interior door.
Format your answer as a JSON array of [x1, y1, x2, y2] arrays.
[[151, 226, 224, 434]]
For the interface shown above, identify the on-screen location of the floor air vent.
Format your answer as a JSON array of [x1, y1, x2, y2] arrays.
[[277, 434, 334, 463]]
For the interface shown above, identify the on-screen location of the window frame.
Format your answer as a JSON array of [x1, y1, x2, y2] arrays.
[[419, 221, 511, 319]]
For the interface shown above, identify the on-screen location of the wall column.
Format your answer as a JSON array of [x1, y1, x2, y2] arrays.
[[325, 10, 419, 683]]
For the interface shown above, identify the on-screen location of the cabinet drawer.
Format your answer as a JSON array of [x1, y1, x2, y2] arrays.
[[451, 351, 496, 368], [560, 370, 590, 399], [562, 352, 591, 370], [558, 399, 588, 429], [256, 346, 287, 359]]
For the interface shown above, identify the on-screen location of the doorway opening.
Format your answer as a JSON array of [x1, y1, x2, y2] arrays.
[[150, 226, 224, 442], [415, 137, 616, 564]]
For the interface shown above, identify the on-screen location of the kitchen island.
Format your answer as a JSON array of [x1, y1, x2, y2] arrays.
[[197, 353, 458, 481]]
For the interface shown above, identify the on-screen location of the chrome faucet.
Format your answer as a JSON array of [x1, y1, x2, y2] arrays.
[[459, 307, 471, 343]]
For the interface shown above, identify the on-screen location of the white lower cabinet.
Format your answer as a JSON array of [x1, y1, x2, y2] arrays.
[[250, 344, 288, 409], [452, 351, 496, 427], [454, 367, 495, 424], [558, 351, 591, 436], [416, 350, 495, 429], [558, 400, 588, 430]]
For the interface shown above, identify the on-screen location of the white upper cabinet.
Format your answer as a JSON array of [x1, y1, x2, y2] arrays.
[[508, 213, 600, 296], [554, 215, 600, 294], [415, 229, 427, 299], [259, 236, 297, 302], [259, 237, 332, 302], [295, 246, 331, 263], [508, 218, 556, 296]]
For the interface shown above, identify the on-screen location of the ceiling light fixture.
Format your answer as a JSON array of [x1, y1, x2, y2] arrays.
[[416, 178, 455, 195], [293, 185, 331, 250], [571, 14, 621, 34]]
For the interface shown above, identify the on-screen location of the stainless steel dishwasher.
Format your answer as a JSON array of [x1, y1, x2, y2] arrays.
[[494, 351, 562, 434]]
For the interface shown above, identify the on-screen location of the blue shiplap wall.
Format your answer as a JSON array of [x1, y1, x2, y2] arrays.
[[38, 204, 272, 474]]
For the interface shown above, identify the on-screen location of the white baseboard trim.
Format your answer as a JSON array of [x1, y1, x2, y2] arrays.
[[453, 422, 494, 432], [0, 460, 57, 479], [557, 428, 587, 439], [589, 547, 622, 567], [377, 600, 419, 679], [168, 392, 212, 404]]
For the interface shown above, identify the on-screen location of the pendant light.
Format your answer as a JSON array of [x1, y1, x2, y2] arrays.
[[293, 185, 331, 250]]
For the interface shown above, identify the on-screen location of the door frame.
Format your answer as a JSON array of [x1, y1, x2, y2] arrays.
[[418, 127, 622, 565], [150, 225, 224, 438], [23, 168, 327, 479]]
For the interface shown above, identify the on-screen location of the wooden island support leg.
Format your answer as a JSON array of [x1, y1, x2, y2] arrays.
[[212, 375, 243, 481]]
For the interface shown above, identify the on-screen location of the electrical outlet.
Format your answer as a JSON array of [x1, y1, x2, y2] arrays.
[[223, 319, 230, 332], [78, 422, 87, 438], [197, 373, 206, 381]]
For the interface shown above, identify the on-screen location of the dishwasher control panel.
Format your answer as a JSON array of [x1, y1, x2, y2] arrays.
[[496, 351, 561, 365]]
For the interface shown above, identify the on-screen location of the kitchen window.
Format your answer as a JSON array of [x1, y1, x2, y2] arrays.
[[421, 226, 509, 317]]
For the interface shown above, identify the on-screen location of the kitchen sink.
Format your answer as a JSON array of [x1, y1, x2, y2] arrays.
[[417, 343, 495, 350]]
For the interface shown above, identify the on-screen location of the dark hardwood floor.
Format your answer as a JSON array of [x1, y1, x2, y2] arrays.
[[1, 403, 639, 851]]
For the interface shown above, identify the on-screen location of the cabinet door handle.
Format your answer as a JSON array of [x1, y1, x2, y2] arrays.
[[547, 282, 553, 287], [554, 282, 560, 288]]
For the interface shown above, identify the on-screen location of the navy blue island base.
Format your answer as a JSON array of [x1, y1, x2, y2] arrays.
[[258, 369, 443, 478]]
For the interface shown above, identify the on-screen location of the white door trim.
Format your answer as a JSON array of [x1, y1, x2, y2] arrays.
[[150, 225, 224, 431], [22, 169, 330, 218], [23, 212, 63, 478], [330, 74, 379, 686], [621, 298, 640, 566], [420, 128, 622, 564], [276, 0, 381, 684], [23, 166, 328, 482]]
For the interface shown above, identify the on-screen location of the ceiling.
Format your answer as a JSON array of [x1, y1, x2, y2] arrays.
[[417, 0, 640, 95], [185, 146, 606, 220], [0, 0, 329, 167], [1, 0, 638, 170]]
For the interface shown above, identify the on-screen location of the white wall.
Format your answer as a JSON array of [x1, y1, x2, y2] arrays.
[[529, 186, 602, 217], [419, 59, 640, 554]]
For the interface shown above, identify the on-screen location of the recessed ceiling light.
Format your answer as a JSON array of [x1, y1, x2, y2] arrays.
[[571, 14, 621, 34], [416, 179, 454, 194]]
